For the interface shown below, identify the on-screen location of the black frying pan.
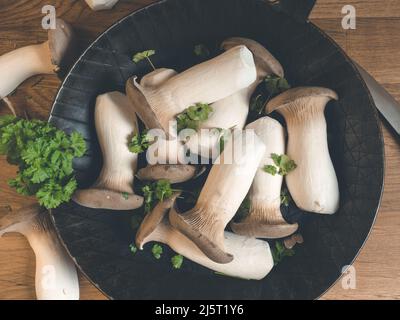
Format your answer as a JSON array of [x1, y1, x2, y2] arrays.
[[49, 0, 384, 300]]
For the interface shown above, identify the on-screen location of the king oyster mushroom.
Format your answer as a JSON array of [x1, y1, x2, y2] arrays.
[[137, 164, 203, 184], [185, 37, 284, 157], [126, 45, 257, 133], [85, 0, 119, 10], [0, 205, 79, 300], [136, 194, 273, 280], [0, 19, 75, 107], [231, 117, 298, 239], [266, 87, 340, 214], [73, 92, 143, 210], [169, 130, 266, 263]]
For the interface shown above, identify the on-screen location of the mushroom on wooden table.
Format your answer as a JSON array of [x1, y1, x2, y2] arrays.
[[0, 205, 79, 300], [266, 87, 340, 214], [85, 0, 119, 11], [72, 92, 143, 210], [0, 19, 75, 116], [231, 117, 298, 239], [136, 195, 274, 280]]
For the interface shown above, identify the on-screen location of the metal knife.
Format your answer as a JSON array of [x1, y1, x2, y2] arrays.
[[355, 63, 400, 137]]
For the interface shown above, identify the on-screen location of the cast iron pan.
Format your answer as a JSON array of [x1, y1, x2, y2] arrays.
[[49, 0, 384, 300]]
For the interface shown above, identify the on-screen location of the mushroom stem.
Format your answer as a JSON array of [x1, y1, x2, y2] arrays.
[[126, 46, 257, 132], [72, 92, 143, 210], [169, 130, 266, 263], [231, 117, 298, 239], [266, 87, 340, 214], [0, 19, 75, 100], [0, 205, 79, 300], [136, 196, 273, 280], [186, 37, 284, 157]]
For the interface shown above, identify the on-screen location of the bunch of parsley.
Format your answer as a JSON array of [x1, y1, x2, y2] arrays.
[[0, 116, 86, 209]]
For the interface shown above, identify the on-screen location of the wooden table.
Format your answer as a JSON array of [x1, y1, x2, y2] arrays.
[[0, 0, 399, 300]]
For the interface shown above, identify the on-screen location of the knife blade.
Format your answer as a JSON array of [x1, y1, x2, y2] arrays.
[[355, 63, 400, 137]]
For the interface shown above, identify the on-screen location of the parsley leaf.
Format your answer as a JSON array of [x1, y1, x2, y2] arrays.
[[0, 116, 86, 209], [264, 74, 291, 95], [141, 179, 174, 213], [132, 50, 156, 70], [122, 192, 129, 200], [263, 153, 297, 176], [152, 243, 163, 259], [271, 240, 295, 266], [129, 244, 138, 254], [176, 103, 213, 133], [171, 254, 184, 269], [280, 188, 292, 207], [194, 44, 210, 59], [128, 131, 153, 154]]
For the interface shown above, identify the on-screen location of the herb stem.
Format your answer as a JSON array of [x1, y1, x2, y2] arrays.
[[146, 57, 156, 71]]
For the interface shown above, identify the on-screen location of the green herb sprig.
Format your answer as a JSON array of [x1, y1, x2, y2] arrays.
[[176, 103, 213, 133], [194, 44, 210, 59], [280, 188, 292, 207], [0, 116, 86, 209], [128, 131, 153, 154], [152, 243, 163, 259], [263, 153, 297, 176], [271, 241, 295, 266], [171, 254, 184, 269], [133, 50, 156, 70], [142, 179, 176, 213]]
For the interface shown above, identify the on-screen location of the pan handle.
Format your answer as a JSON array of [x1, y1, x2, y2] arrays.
[[266, 0, 317, 23]]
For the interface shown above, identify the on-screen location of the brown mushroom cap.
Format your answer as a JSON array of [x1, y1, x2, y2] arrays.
[[231, 219, 298, 239], [72, 188, 143, 211], [169, 204, 234, 264], [266, 87, 339, 114], [126, 77, 165, 130], [48, 19, 76, 70], [137, 164, 199, 184], [0, 204, 43, 236], [221, 37, 284, 79], [135, 192, 180, 249]]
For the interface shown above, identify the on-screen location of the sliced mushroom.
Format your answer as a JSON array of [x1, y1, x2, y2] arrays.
[[0, 19, 75, 100], [85, 0, 119, 10], [231, 117, 298, 239], [0, 204, 79, 300], [126, 46, 257, 133], [136, 195, 274, 280], [73, 92, 143, 210], [169, 130, 266, 263], [137, 164, 200, 184], [186, 37, 284, 157], [266, 87, 340, 214]]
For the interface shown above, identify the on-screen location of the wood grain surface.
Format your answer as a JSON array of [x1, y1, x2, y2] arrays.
[[0, 0, 399, 300]]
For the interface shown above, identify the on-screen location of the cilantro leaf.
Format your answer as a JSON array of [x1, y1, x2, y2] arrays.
[[133, 50, 156, 70], [176, 103, 213, 133], [264, 74, 291, 95], [128, 131, 153, 154], [122, 192, 129, 200], [152, 243, 163, 259], [129, 244, 137, 254], [263, 165, 277, 176], [0, 116, 86, 209], [171, 254, 184, 269]]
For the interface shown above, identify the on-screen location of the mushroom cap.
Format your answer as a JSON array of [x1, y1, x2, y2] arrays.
[[222, 37, 284, 79], [137, 164, 198, 184], [0, 204, 43, 236], [135, 192, 180, 249], [266, 86, 339, 114], [230, 220, 298, 239], [169, 204, 234, 264], [48, 19, 76, 69], [126, 76, 165, 130], [72, 188, 143, 211]]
